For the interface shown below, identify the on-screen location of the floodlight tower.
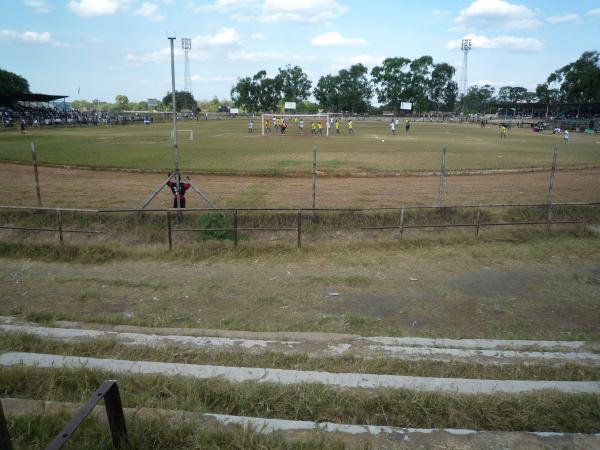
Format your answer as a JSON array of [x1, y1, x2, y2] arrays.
[[460, 39, 472, 98], [181, 38, 193, 95]]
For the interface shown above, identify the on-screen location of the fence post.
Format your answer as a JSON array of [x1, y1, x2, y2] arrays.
[[297, 209, 302, 248], [31, 143, 42, 207], [56, 210, 64, 245], [0, 400, 12, 450], [438, 144, 447, 208], [399, 206, 405, 240], [166, 211, 172, 250], [546, 144, 559, 232], [311, 144, 317, 211], [476, 204, 481, 236], [233, 209, 238, 247], [103, 382, 128, 448]]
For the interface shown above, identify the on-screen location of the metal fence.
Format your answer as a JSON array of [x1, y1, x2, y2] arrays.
[[0, 202, 596, 249]]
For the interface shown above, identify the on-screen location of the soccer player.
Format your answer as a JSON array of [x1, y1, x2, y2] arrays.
[[500, 125, 507, 139], [563, 129, 570, 143], [335, 119, 340, 134], [299, 118, 304, 134], [405, 119, 411, 132], [294, 117, 299, 127], [318, 121, 323, 135], [390, 119, 395, 135], [281, 120, 288, 134], [248, 120, 254, 133], [167, 175, 191, 209], [265, 119, 271, 133], [276, 117, 282, 131], [347, 120, 353, 135], [311, 121, 316, 135]]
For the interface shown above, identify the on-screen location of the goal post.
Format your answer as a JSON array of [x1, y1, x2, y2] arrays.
[[171, 129, 194, 142], [260, 113, 342, 136]]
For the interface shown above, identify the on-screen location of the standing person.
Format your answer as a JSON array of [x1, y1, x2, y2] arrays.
[[311, 121, 316, 135], [347, 119, 353, 135], [248, 120, 254, 133], [264, 118, 271, 133], [326, 118, 331, 135], [318, 121, 323, 136], [281, 120, 287, 134], [500, 125, 507, 139], [299, 118, 304, 134], [390, 119, 396, 135], [276, 116, 281, 131], [167, 175, 191, 209], [405, 119, 410, 132], [563, 129, 570, 143], [335, 119, 340, 134]]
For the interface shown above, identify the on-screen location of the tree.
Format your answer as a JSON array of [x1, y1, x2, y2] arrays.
[[0, 68, 30, 98], [547, 51, 600, 104], [275, 65, 312, 103], [406, 56, 434, 112], [463, 84, 496, 112], [429, 63, 457, 112], [371, 57, 411, 113], [316, 64, 372, 113], [114, 95, 129, 107], [230, 71, 282, 112], [162, 91, 197, 112], [230, 77, 256, 111]]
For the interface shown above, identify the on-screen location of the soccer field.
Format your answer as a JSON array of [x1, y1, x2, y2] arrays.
[[0, 119, 599, 175]]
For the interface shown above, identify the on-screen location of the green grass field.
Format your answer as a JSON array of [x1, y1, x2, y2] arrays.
[[1, 119, 599, 175]]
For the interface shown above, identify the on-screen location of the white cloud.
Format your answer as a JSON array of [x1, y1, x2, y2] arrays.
[[24, 0, 49, 13], [311, 32, 366, 47], [126, 45, 211, 64], [67, 0, 121, 17], [453, 0, 541, 31], [193, 0, 348, 24], [585, 8, 600, 17], [227, 50, 284, 62], [191, 75, 236, 82], [447, 33, 543, 51], [192, 28, 241, 47], [0, 29, 67, 47], [547, 14, 579, 24], [250, 32, 265, 40], [191, 0, 259, 13], [331, 54, 384, 70], [432, 9, 448, 16], [133, 2, 165, 21]]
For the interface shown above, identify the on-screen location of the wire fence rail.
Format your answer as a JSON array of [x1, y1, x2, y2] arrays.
[[0, 202, 597, 249]]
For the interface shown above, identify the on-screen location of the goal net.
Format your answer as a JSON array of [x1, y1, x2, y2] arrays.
[[260, 114, 343, 136], [171, 129, 194, 142]]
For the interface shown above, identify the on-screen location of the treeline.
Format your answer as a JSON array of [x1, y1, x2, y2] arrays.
[[231, 58, 458, 114], [231, 50, 600, 114]]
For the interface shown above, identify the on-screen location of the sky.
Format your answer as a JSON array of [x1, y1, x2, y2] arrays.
[[1, 0, 599, 103]]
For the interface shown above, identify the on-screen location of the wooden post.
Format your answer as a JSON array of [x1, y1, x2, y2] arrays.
[[438, 144, 447, 208], [297, 209, 302, 248], [56, 210, 64, 245], [399, 206, 405, 240], [0, 400, 13, 450], [311, 144, 317, 210], [30, 143, 42, 207], [233, 209, 238, 247], [166, 211, 172, 250], [476, 204, 481, 236], [546, 144, 559, 231]]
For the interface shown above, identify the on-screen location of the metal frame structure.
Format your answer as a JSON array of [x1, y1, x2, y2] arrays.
[[460, 39, 472, 107], [181, 37, 193, 95], [140, 36, 215, 212], [0, 380, 127, 450]]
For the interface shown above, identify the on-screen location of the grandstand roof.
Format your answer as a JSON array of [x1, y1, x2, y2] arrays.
[[0, 93, 68, 105]]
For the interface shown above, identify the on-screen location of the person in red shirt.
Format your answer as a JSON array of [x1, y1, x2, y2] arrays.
[[166, 175, 191, 208]]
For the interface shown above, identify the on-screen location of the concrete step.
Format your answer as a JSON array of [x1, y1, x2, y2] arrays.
[[2, 320, 599, 367], [2, 352, 599, 394], [3, 397, 599, 450]]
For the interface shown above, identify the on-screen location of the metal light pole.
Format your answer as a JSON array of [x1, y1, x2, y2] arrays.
[[168, 36, 181, 210]]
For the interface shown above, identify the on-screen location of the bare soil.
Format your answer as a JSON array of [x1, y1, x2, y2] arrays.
[[0, 163, 599, 208]]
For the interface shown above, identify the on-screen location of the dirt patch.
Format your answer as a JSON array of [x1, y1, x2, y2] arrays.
[[0, 162, 599, 208], [451, 269, 536, 297]]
